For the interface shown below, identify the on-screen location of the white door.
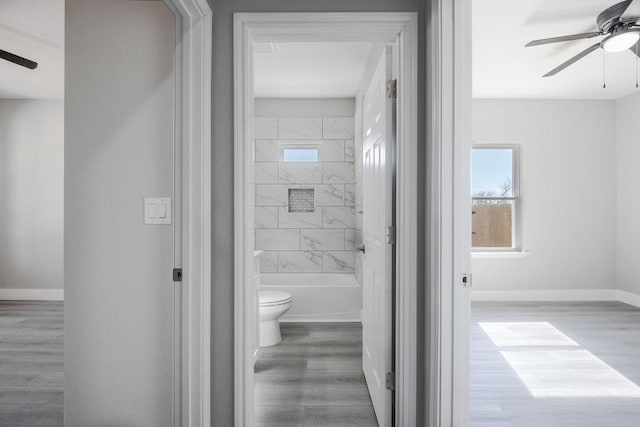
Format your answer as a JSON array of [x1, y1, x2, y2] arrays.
[[64, 1, 176, 424], [362, 46, 394, 427]]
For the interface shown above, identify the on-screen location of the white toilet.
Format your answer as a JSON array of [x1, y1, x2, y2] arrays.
[[259, 290, 292, 347]]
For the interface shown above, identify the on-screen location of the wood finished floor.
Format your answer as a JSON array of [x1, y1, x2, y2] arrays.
[[254, 323, 378, 426], [471, 301, 640, 427], [5, 300, 638, 426], [0, 301, 63, 427]]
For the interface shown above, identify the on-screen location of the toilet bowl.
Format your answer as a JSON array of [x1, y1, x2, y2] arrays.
[[259, 290, 292, 347]]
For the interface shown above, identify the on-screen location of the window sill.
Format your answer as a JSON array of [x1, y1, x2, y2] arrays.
[[472, 250, 528, 259]]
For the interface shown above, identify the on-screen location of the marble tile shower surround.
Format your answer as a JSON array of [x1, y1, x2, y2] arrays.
[[254, 116, 357, 275]]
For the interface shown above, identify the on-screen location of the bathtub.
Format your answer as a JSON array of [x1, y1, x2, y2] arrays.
[[260, 273, 362, 322]]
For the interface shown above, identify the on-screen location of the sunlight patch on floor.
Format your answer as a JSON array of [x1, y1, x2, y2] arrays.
[[479, 322, 578, 347], [500, 349, 640, 398], [480, 321, 640, 399]]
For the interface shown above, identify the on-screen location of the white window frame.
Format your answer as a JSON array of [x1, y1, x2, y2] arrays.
[[472, 144, 521, 252]]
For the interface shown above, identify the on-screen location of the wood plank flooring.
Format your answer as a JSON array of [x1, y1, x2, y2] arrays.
[[254, 322, 378, 426], [471, 301, 640, 427], [7, 300, 636, 426], [0, 301, 63, 427]]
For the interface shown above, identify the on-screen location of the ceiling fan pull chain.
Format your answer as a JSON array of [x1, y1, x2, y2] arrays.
[[636, 42, 640, 89], [603, 50, 607, 89]]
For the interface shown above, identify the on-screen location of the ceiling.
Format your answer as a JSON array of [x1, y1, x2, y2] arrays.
[[4, 1, 635, 100], [0, 0, 64, 99], [254, 42, 373, 98], [473, 0, 640, 99]]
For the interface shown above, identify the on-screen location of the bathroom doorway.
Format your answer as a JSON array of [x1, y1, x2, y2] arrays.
[[233, 13, 418, 426]]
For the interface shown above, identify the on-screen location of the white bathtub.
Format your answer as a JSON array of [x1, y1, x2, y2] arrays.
[[260, 273, 362, 322]]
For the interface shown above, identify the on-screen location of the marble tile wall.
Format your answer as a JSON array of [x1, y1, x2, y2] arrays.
[[254, 115, 357, 275]]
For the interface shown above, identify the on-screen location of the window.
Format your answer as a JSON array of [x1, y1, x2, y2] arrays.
[[282, 147, 319, 162], [472, 146, 519, 251]]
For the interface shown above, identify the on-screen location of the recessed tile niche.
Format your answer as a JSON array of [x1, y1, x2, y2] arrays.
[[288, 188, 315, 213]]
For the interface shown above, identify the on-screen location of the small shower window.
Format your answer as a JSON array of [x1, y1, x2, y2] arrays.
[[288, 188, 315, 213], [282, 147, 319, 162]]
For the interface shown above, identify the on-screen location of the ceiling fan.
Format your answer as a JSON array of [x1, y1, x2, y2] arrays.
[[0, 48, 38, 70], [526, 0, 640, 77]]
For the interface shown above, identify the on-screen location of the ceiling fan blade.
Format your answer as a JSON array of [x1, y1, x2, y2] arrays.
[[621, 0, 640, 21], [543, 42, 601, 77], [526, 32, 601, 47], [630, 41, 640, 57], [0, 49, 38, 70]]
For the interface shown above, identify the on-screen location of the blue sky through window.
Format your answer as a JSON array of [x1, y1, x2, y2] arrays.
[[283, 148, 319, 162], [472, 148, 513, 197]]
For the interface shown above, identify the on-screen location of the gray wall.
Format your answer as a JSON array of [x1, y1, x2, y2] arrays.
[[471, 99, 618, 294], [0, 100, 63, 291], [210, 1, 426, 424], [65, 1, 175, 424], [616, 91, 640, 296]]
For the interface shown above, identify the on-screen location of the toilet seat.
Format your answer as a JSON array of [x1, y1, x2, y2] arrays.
[[260, 290, 292, 307]]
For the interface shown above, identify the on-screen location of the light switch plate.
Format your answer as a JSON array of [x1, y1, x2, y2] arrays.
[[144, 197, 172, 225]]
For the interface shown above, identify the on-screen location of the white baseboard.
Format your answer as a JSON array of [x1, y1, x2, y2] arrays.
[[471, 289, 640, 309], [616, 290, 640, 308], [471, 289, 618, 302], [0, 289, 64, 301]]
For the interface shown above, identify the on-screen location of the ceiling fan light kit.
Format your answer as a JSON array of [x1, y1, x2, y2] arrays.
[[601, 29, 640, 52], [526, 0, 640, 78]]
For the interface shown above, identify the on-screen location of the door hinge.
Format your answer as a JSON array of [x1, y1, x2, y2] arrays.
[[386, 371, 395, 390], [386, 225, 396, 245], [173, 268, 182, 282], [386, 79, 397, 99]]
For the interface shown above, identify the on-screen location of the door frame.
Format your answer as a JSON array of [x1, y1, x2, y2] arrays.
[[233, 12, 418, 426], [426, 0, 472, 425], [163, 0, 212, 425]]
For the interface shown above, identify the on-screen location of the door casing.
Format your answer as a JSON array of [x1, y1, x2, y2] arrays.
[[426, 0, 473, 425], [162, 0, 212, 425], [233, 12, 418, 426]]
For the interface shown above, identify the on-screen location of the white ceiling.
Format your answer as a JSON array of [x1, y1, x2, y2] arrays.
[[254, 42, 373, 98], [5, 1, 635, 100], [473, 0, 640, 99], [0, 0, 64, 99]]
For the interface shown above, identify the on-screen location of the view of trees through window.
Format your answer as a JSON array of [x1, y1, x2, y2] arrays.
[[472, 147, 517, 249]]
